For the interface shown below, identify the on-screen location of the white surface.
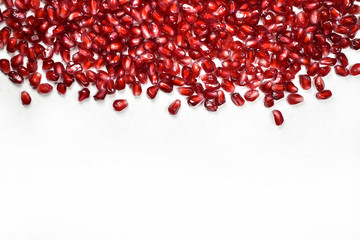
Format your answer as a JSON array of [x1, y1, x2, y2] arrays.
[[1, 51, 360, 239]]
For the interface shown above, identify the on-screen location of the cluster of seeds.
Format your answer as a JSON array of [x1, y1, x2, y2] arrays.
[[0, 0, 360, 126]]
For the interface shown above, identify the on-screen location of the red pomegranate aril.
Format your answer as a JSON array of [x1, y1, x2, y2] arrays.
[[299, 75, 312, 90], [10, 54, 23, 69], [318, 66, 331, 77], [188, 95, 203, 106], [204, 100, 218, 112], [37, 83, 53, 94], [230, 93, 245, 107], [8, 71, 24, 84], [57, 83, 67, 95], [314, 76, 325, 91], [287, 94, 304, 105], [0, 59, 11, 74], [244, 90, 260, 102], [132, 81, 142, 96], [334, 65, 349, 77], [272, 110, 284, 126], [350, 64, 360, 76], [316, 90, 332, 100], [147, 86, 159, 99], [264, 94, 274, 108], [6, 37, 17, 53], [29, 72, 41, 88], [78, 88, 90, 101], [46, 71, 59, 81], [286, 82, 298, 93], [113, 99, 128, 112], [21, 91, 31, 105], [168, 99, 181, 115], [178, 87, 194, 96], [158, 81, 173, 93]]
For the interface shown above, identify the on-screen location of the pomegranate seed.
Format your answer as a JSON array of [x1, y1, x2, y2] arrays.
[[147, 86, 159, 99], [29, 72, 41, 88], [188, 95, 203, 106], [316, 90, 332, 100], [113, 99, 128, 112], [21, 91, 31, 105], [244, 90, 260, 102], [132, 81, 142, 96], [230, 93, 245, 107], [272, 110, 284, 126], [264, 94, 274, 108], [287, 94, 304, 105], [57, 83, 67, 95], [78, 88, 90, 101], [0, 59, 11, 74], [168, 99, 181, 115], [314, 76, 325, 91], [37, 83, 53, 94], [299, 75, 312, 90], [8, 71, 24, 84], [334, 65, 349, 77], [350, 64, 360, 76]]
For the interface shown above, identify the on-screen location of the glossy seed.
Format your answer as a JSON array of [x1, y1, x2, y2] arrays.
[[272, 110, 284, 126], [21, 91, 31, 105], [168, 99, 181, 115], [316, 90, 332, 100], [113, 99, 128, 112]]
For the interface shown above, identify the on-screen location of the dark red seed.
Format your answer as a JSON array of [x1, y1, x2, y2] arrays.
[[146, 86, 159, 99], [204, 100, 218, 112], [132, 81, 142, 96], [168, 99, 181, 115], [350, 64, 360, 76], [0, 59, 11, 74], [37, 83, 53, 94], [314, 76, 325, 91], [113, 99, 128, 112], [78, 88, 90, 101], [230, 93, 245, 106], [29, 72, 41, 88], [335, 65, 349, 77], [272, 110, 284, 126], [264, 94, 274, 108], [316, 90, 332, 100], [21, 91, 31, 105], [57, 83, 67, 95], [287, 94, 304, 105], [244, 90, 259, 102], [188, 95, 203, 106], [8, 71, 24, 84], [299, 75, 312, 90]]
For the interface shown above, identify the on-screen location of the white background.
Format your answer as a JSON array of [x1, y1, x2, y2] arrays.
[[1, 40, 360, 240]]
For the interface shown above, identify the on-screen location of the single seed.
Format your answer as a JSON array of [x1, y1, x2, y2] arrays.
[[272, 110, 284, 126], [113, 99, 128, 112], [316, 90, 332, 100], [37, 83, 53, 94], [168, 99, 181, 115], [21, 91, 31, 105]]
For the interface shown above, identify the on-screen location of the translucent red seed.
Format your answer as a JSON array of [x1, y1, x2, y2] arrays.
[[78, 88, 90, 102], [350, 64, 360, 76], [113, 99, 128, 112], [21, 91, 31, 105], [168, 99, 181, 115], [272, 110, 284, 126], [37, 83, 53, 94], [316, 90, 332, 100], [287, 94, 304, 105]]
